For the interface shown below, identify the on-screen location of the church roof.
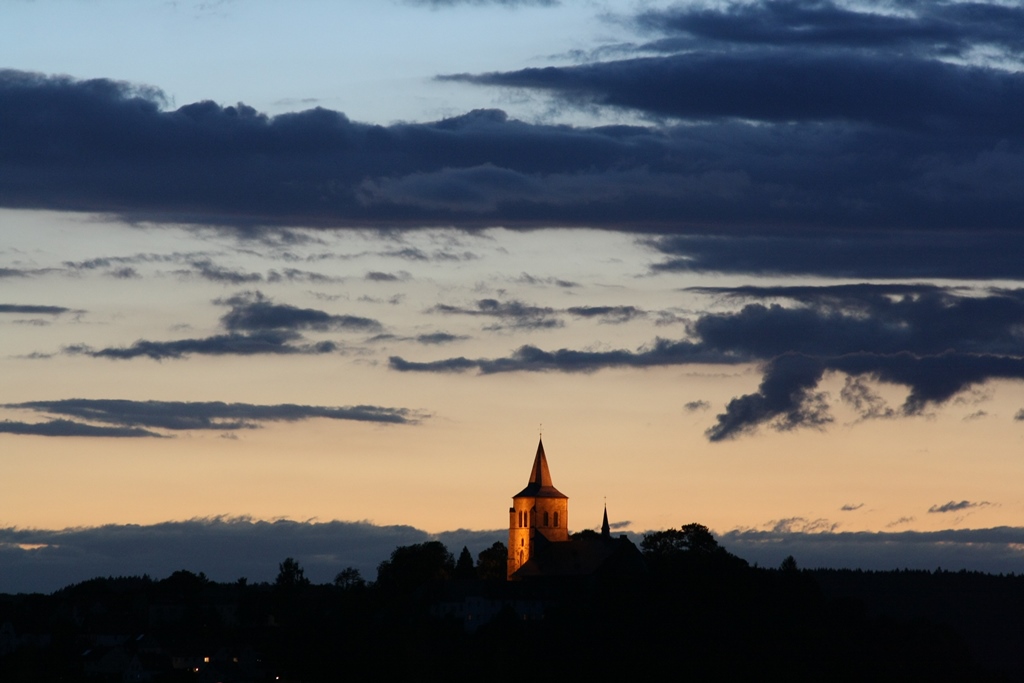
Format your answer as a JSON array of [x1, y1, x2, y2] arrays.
[[511, 533, 646, 579], [513, 438, 567, 499]]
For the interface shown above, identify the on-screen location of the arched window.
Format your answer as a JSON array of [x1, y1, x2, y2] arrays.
[[554, 511, 559, 527], [543, 511, 549, 527]]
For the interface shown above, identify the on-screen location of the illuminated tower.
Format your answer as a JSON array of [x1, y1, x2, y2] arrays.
[[507, 438, 569, 579]]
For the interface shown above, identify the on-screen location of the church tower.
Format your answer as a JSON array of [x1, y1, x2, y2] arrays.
[[507, 438, 569, 579]]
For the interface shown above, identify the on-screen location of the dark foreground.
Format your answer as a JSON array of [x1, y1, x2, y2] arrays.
[[1, 531, 1023, 681]]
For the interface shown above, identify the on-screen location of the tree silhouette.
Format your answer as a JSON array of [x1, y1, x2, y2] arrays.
[[333, 567, 365, 590], [455, 546, 476, 580], [275, 557, 310, 588], [641, 523, 721, 559], [476, 541, 507, 580], [375, 541, 454, 597]]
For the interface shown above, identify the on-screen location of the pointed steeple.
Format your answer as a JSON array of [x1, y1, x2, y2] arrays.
[[513, 437, 567, 499], [601, 503, 611, 538], [528, 438, 553, 488]]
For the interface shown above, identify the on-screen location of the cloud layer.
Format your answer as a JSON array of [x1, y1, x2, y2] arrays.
[[3, 398, 425, 437], [721, 526, 1024, 575], [2, 1, 1021, 285], [65, 291, 379, 360], [393, 284, 1024, 440], [3, 517, 1024, 594], [0, 517, 504, 594]]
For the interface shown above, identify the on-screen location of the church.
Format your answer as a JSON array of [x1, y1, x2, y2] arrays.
[[506, 438, 643, 580]]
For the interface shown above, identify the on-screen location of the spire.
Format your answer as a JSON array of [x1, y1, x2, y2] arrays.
[[528, 438, 553, 488], [601, 503, 611, 538], [513, 437, 567, 499]]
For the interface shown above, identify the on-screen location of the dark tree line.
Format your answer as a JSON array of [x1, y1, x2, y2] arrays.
[[0, 525, 1015, 681]]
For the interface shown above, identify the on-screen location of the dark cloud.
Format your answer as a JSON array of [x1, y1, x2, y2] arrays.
[[109, 266, 140, 279], [218, 291, 381, 333], [1, 60, 1022, 260], [684, 400, 710, 412], [513, 273, 579, 288], [635, 1, 1024, 60], [429, 298, 562, 330], [63, 251, 320, 283], [428, 300, 645, 329], [840, 376, 897, 421], [436, 2, 1024, 275], [62, 292, 381, 360], [397, 285, 1024, 440], [415, 332, 468, 345], [719, 526, 1024, 574], [763, 517, 839, 534], [0, 267, 55, 279], [0, 419, 162, 438], [0, 304, 69, 315], [647, 232, 1024, 279], [709, 351, 1024, 441], [267, 268, 336, 283], [365, 271, 401, 282], [457, 1, 1024, 133], [0, 268, 30, 278], [1, 398, 422, 444], [390, 338, 740, 374], [449, 50, 1024, 133], [840, 503, 864, 512], [388, 355, 479, 373], [929, 500, 990, 514], [63, 251, 205, 272], [0, 518, 504, 594], [167, 259, 338, 285], [359, 331, 469, 346], [7, 398, 423, 432], [179, 259, 263, 284], [691, 285, 1024, 439], [67, 331, 336, 360], [566, 305, 644, 324]]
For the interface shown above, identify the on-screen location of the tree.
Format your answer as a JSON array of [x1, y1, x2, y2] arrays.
[[334, 566, 366, 590], [375, 541, 454, 596], [640, 523, 748, 576], [641, 523, 721, 559], [455, 546, 476, 580], [476, 541, 507, 580], [275, 557, 311, 588]]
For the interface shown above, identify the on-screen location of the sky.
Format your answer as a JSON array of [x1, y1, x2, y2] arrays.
[[3, 0, 1024, 592]]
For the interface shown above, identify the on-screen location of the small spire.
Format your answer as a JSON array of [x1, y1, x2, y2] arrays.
[[601, 502, 611, 538]]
